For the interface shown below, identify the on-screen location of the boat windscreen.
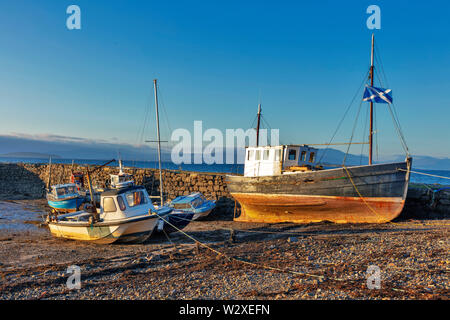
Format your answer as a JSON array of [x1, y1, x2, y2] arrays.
[[172, 203, 192, 209]]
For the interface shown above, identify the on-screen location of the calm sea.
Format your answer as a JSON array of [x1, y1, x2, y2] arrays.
[[1, 157, 449, 186]]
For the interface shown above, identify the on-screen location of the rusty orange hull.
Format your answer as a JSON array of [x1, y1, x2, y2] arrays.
[[232, 193, 405, 223], [226, 160, 412, 224]]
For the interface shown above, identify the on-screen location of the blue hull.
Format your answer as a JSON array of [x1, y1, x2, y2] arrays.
[[48, 197, 85, 212], [160, 211, 194, 234]]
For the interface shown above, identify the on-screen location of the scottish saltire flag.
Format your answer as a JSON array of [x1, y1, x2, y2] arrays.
[[363, 85, 393, 104]]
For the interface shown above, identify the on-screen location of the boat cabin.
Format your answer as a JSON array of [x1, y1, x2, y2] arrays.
[[169, 192, 209, 210], [110, 172, 134, 189], [48, 183, 80, 200], [70, 172, 85, 190], [244, 145, 319, 177], [110, 160, 135, 189], [99, 185, 156, 220]]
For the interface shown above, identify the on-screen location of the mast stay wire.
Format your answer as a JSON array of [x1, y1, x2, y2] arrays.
[[359, 100, 369, 165], [374, 45, 410, 157], [317, 69, 370, 165], [155, 84, 173, 148], [343, 100, 364, 165]]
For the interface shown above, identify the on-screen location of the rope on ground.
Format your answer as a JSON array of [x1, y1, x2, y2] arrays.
[[154, 212, 343, 281]]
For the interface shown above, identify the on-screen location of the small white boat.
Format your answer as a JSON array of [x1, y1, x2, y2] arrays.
[[47, 185, 172, 244]]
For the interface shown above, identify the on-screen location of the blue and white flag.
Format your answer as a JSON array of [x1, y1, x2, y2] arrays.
[[363, 85, 393, 104]]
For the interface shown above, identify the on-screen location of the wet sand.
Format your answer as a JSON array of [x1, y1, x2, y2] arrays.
[[0, 200, 448, 300]]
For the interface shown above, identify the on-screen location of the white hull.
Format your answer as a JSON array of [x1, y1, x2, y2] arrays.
[[48, 215, 160, 244]]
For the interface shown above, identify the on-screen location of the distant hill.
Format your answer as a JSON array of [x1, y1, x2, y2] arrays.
[[380, 154, 450, 170], [0, 134, 448, 170], [0, 152, 61, 159]]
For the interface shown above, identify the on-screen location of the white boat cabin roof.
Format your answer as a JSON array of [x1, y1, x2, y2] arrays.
[[51, 183, 78, 190], [244, 144, 319, 177]]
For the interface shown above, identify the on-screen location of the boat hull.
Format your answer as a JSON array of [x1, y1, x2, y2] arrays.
[[47, 197, 85, 213], [48, 215, 160, 244], [157, 211, 194, 234], [192, 209, 213, 221], [225, 160, 411, 224]]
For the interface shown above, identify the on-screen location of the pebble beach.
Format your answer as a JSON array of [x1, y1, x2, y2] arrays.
[[0, 199, 448, 300]]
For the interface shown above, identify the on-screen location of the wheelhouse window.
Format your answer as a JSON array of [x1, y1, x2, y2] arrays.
[[103, 197, 117, 212], [56, 188, 66, 196], [309, 152, 315, 163], [301, 151, 307, 162], [263, 150, 270, 160], [248, 150, 254, 160], [275, 149, 281, 161], [67, 186, 76, 194], [125, 190, 147, 207], [117, 195, 127, 211], [255, 150, 261, 160], [173, 203, 191, 209], [192, 198, 203, 208], [288, 149, 297, 161]]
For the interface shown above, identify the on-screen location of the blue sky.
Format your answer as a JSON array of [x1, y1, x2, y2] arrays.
[[0, 0, 449, 158]]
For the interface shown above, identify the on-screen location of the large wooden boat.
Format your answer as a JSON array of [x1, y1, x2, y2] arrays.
[[225, 35, 412, 224]]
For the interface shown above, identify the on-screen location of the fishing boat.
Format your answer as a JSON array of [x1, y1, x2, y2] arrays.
[[225, 34, 412, 224], [45, 159, 116, 213], [109, 159, 135, 189], [46, 183, 86, 213], [47, 185, 172, 244], [44, 158, 86, 213]]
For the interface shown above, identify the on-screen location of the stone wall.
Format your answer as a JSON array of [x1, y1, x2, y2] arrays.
[[402, 184, 450, 219], [0, 163, 235, 216], [0, 163, 449, 219]]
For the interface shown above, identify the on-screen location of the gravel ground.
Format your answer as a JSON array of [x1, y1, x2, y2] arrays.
[[0, 200, 449, 300]]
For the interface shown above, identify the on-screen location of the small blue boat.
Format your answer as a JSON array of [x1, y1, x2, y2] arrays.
[[155, 193, 215, 234], [168, 192, 216, 221], [46, 183, 86, 213]]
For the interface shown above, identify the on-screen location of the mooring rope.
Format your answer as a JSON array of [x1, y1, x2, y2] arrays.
[[154, 212, 341, 281], [342, 166, 394, 223], [344, 166, 450, 226], [397, 169, 450, 181]]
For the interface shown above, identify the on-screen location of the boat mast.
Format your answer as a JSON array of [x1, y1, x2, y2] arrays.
[[369, 33, 375, 165], [256, 103, 261, 147], [153, 79, 164, 205], [47, 157, 52, 191]]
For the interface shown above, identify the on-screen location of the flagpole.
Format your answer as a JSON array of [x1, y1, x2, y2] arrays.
[[369, 33, 374, 165]]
